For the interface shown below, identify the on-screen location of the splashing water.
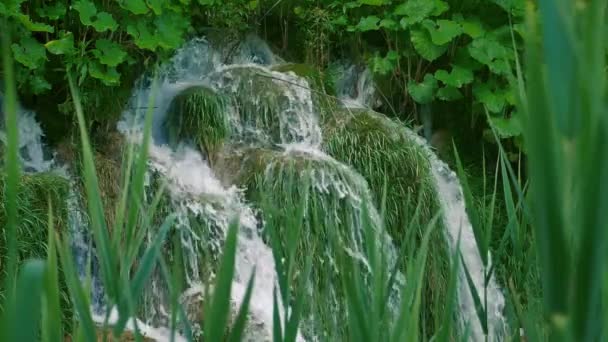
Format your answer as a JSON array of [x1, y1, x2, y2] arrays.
[[337, 68, 507, 341], [119, 37, 403, 340]]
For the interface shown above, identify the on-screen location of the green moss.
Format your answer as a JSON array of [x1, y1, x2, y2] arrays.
[[217, 145, 398, 340], [166, 86, 230, 160], [0, 172, 73, 330], [321, 108, 449, 335]]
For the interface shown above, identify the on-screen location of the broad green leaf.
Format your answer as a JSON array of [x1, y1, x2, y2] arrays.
[[395, 0, 448, 25], [127, 21, 158, 50], [36, 3, 67, 20], [488, 112, 522, 138], [119, 0, 149, 14], [410, 28, 448, 61], [147, 0, 164, 15], [92, 39, 127, 67], [16, 14, 54, 32], [73, 0, 97, 26], [434, 65, 474, 88], [424, 19, 462, 45], [155, 12, 189, 50], [460, 17, 485, 38], [89, 61, 120, 85], [491, 0, 525, 16], [379, 18, 398, 30], [436, 86, 463, 101], [11, 36, 47, 69], [0, 0, 26, 14], [359, 0, 388, 5], [371, 50, 399, 75], [408, 74, 437, 104], [45, 33, 75, 55], [473, 82, 508, 113], [356, 16, 381, 31], [30, 73, 52, 94], [92, 12, 118, 32], [468, 36, 508, 66]]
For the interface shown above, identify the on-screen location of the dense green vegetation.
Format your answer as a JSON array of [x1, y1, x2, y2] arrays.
[[1, 0, 608, 341]]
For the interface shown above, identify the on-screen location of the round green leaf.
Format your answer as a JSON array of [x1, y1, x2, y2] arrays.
[[89, 61, 120, 85], [356, 16, 381, 32], [119, 0, 149, 14], [488, 113, 522, 138], [45, 33, 75, 55], [434, 65, 474, 88], [411, 28, 448, 61], [11, 36, 47, 69], [359, 0, 388, 5], [408, 74, 437, 104], [424, 19, 462, 45], [16, 14, 54, 33], [147, 0, 165, 15], [468, 36, 508, 66], [127, 21, 158, 50], [436, 86, 463, 101], [36, 3, 67, 20], [92, 12, 118, 32], [92, 39, 127, 67], [72, 0, 97, 26], [473, 82, 509, 113], [460, 18, 485, 38]]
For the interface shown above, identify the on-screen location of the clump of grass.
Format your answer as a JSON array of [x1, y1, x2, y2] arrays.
[[217, 145, 390, 340], [321, 107, 449, 335], [166, 86, 230, 160], [0, 173, 70, 268]]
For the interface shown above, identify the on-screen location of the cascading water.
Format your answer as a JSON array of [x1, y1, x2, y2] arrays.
[[119, 37, 402, 340], [337, 67, 507, 340], [0, 96, 178, 340]]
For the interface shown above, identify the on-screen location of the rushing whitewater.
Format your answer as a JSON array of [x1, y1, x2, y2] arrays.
[[119, 37, 404, 340], [339, 66, 507, 341]]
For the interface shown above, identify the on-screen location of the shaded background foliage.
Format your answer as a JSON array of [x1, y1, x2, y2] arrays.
[[1, 0, 524, 154]]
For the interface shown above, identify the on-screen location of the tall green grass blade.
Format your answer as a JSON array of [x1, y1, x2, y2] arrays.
[[228, 270, 255, 342], [437, 242, 460, 342], [68, 73, 118, 302], [204, 220, 239, 342], [57, 235, 97, 342], [524, 3, 571, 319], [43, 202, 62, 342], [273, 287, 283, 342], [3, 260, 46, 342], [114, 214, 176, 333], [285, 254, 313, 342], [459, 255, 487, 335], [1, 16, 21, 301], [452, 143, 487, 266]]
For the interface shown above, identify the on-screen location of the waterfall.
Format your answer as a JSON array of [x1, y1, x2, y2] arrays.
[[0, 96, 180, 341], [337, 67, 507, 341], [119, 37, 402, 340]]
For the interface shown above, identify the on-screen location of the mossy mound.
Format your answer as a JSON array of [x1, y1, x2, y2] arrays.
[[321, 108, 449, 335], [216, 145, 394, 340], [165, 86, 230, 160], [0, 173, 70, 265], [0, 172, 73, 329]]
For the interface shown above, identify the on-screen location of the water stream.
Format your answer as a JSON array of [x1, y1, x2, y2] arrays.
[[1, 34, 507, 341]]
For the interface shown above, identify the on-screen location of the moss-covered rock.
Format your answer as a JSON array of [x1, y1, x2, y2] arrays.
[[320, 108, 449, 335], [0, 173, 70, 264], [215, 145, 396, 340], [165, 86, 230, 160], [0, 172, 73, 330]]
